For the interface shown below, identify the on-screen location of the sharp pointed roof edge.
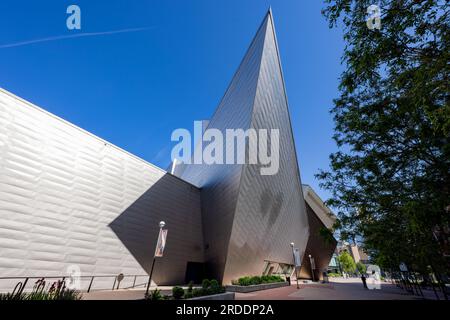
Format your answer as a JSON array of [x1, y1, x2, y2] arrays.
[[194, 10, 271, 140]]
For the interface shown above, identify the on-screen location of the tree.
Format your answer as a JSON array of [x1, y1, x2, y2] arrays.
[[338, 251, 357, 274], [356, 262, 367, 275], [317, 1, 450, 274]]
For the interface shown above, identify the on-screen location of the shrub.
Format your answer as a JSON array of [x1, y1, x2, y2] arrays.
[[210, 279, 225, 294], [338, 251, 356, 274], [261, 275, 284, 283], [192, 288, 205, 297], [210, 279, 219, 290], [0, 292, 27, 300], [187, 281, 194, 293], [185, 279, 224, 298], [327, 272, 342, 277], [202, 279, 211, 289], [249, 276, 262, 285], [356, 262, 367, 275], [233, 275, 285, 286], [237, 276, 251, 286], [147, 288, 164, 300], [172, 286, 184, 299], [0, 279, 82, 300]]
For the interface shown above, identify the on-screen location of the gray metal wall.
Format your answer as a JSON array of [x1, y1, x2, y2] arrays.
[[177, 14, 268, 281], [0, 11, 313, 289], [178, 11, 309, 284], [0, 88, 204, 291], [222, 12, 309, 284], [298, 202, 337, 281]]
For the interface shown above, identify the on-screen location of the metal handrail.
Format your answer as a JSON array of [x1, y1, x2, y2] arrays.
[[0, 274, 150, 293]]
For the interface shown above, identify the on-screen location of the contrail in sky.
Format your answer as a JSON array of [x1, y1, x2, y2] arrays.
[[0, 27, 152, 49]]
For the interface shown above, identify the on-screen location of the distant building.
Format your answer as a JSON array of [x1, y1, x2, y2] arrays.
[[327, 253, 340, 274], [336, 241, 370, 264]]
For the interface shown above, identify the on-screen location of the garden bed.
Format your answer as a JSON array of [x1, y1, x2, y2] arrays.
[[226, 281, 289, 293], [188, 292, 235, 300]]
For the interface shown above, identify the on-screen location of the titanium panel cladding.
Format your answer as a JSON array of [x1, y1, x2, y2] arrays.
[[0, 89, 204, 290], [223, 12, 309, 284]]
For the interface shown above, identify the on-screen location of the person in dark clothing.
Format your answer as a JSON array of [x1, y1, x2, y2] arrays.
[[361, 274, 368, 289]]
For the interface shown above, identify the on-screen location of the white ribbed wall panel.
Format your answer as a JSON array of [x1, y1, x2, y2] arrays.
[[0, 88, 204, 291]]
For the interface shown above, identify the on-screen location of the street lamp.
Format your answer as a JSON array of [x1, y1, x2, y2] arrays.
[[308, 254, 315, 282], [145, 221, 166, 296], [290, 242, 299, 289]]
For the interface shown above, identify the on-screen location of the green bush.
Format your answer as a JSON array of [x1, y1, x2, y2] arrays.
[[187, 281, 194, 293], [250, 276, 262, 285], [261, 275, 284, 283], [233, 275, 285, 286], [338, 251, 356, 274], [185, 279, 224, 298], [356, 262, 367, 275], [0, 279, 82, 300], [172, 286, 184, 299], [192, 288, 205, 297], [236, 276, 250, 286], [210, 279, 220, 291], [146, 288, 164, 300], [327, 272, 342, 277], [201, 279, 211, 289]]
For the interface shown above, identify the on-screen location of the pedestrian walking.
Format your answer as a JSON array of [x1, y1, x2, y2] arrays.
[[361, 274, 368, 289]]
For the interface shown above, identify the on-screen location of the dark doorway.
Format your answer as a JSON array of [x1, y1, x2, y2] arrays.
[[185, 262, 206, 284]]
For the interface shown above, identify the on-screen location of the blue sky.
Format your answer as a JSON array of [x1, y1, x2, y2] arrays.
[[0, 0, 344, 202]]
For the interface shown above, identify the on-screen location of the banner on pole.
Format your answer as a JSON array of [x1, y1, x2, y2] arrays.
[[154, 229, 168, 257], [293, 248, 301, 267]]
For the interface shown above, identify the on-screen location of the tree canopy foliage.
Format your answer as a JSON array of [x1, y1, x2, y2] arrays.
[[318, 0, 449, 274], [338, 251, 357, 274], [356, 261, 367, 274]]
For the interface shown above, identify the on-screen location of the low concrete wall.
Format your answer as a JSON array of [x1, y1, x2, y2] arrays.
[[188, 292, 235, 300], [226, 281, 289, 293]]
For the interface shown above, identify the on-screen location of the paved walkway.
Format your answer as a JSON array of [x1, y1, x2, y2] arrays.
[[82, 286, 176, 300], [82, 278, 444, 300], [235, 278, 424, 300]]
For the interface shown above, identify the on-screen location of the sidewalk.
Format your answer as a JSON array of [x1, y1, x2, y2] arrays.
[[82, 286, 181, 300], [235, 278, 424, 300], [81, 278, 444, 300]]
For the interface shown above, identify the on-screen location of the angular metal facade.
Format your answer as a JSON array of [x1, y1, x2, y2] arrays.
[[0, 10, 320, 289], [0, 89, 204, 290], [177, 11, 309, 284], [298, 185, 337, 281], [175, 13, 268, 282]]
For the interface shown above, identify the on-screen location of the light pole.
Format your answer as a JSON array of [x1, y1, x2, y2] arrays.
[[309, 254, 315, 282], [290, 242, 299, 289], [145, 221, 166, 296]]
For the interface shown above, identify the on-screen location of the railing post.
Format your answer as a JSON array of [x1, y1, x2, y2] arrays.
[[430, 276, 440, 300], [0, 274, 150, 294], [87, 276, 94, 293], [412, 272, 424, 298]]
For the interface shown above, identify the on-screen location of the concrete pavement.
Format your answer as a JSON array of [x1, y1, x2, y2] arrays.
[[81, 278, 440, 300], [235, 278, 423, 300]]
